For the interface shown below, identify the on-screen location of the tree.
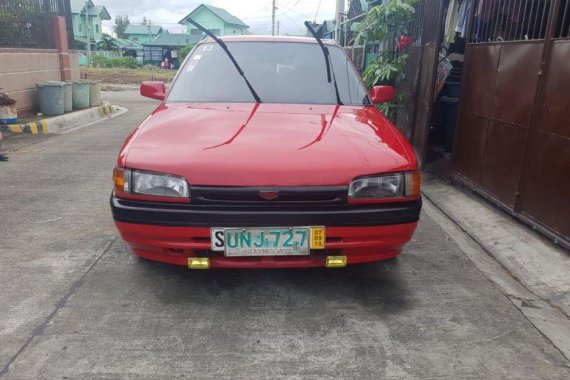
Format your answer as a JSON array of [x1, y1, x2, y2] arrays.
[[178, 44, 195, 62], [97, 34, 118, 51], [141, 16, 148, 26], [114, 15, 130, 38]]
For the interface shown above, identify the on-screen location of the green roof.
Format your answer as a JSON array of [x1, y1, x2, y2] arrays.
[[89, 5, 111, 20], [144, 33, 202, 48], [125, 24, 163, 35], [179, 4, 248, 28], [115, 38, 143, 49]]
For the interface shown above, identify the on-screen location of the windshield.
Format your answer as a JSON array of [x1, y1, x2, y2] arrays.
[[167, 41, 371, 105]]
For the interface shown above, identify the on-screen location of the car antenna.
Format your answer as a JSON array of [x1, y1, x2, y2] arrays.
[[186, 18, 261, 103], [304, 21, 342, 105]]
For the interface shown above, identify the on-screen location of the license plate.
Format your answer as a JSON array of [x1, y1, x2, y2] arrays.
[[211, 227, 326, 257]]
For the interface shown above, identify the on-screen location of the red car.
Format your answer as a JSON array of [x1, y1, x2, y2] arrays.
[[111, 35, 421, 269]]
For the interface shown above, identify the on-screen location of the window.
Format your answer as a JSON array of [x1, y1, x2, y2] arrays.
[[95, 24, 99, 33], [209, 29, 221, 35], [79, 23, 83, 33], [191, 29, 202, 35], [168, 42, 370, 105]]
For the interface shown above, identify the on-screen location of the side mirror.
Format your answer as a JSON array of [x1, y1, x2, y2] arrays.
[[370, 85, 395, 104], [140, 81, 166, 101]]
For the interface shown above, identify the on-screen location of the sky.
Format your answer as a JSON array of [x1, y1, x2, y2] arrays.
[[100, 0, 339, 36]]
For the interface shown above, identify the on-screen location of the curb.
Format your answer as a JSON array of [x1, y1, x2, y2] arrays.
[[0, 104, 115, 135]]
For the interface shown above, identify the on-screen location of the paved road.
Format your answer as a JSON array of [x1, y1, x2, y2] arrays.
[[0, 91, 569, 379]]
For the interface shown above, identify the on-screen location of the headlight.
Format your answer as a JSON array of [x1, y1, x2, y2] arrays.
[[114, 168, 189, 199], [348, 171, 420, 200], [132, 170, 189, 197]]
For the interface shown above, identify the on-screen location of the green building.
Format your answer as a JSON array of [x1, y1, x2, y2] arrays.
[[178, 4, 249, 36], [70, 0, 111, 50], [124, 24, 164, 44], [143, 32, 202, 68]]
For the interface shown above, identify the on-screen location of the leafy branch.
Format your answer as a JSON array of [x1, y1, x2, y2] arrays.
[[354, 0, 417, 118]]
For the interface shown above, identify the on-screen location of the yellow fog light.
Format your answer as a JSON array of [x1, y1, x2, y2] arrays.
[[188, 257, 210, 269], [326, 256, 347, 268]]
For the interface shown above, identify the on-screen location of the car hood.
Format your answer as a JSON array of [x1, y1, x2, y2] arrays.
[[122, 103, 415, 186]]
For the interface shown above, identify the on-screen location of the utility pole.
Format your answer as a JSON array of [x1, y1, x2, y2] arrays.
[[85, 0, 91, 57], [271, 0, 276, 36], [277, 20, 280, 36]]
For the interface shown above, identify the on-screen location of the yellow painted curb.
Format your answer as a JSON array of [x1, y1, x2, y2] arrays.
[[1, 104, 114, 135], [3, 124, 23, 133], [39, 120, 48, 133]]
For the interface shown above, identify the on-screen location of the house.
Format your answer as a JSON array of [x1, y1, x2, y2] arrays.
[[124, 24, 164, 44], [115, 38, 144, 60], [143, 32, 202, 68], [179, 4, 249, 36], [70, 0, 111, 50], [304, 20, 336, 39]]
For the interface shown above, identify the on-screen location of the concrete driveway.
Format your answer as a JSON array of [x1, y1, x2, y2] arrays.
[[0, 91, 568, 379]]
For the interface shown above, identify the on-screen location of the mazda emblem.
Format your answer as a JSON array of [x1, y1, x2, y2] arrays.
[[259, 191, 279, 200]]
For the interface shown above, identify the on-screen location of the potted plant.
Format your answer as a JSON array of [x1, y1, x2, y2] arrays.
[[0, 90, 17, 124]]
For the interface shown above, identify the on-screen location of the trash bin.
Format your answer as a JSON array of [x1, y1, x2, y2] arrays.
[[63, 82, 73, 112], [440, 96, 459, 152], [88, 81, 101, 107], [72, 81, 90, 109], [36, 81, 65, 116]]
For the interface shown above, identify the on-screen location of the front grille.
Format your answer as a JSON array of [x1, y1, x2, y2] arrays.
[[191, 186, 348, 205]]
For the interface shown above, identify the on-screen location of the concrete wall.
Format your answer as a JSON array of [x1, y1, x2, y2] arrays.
[[0, 49, 60, 113], [0, 17, 79, 115], [0, 49, 79, 114]]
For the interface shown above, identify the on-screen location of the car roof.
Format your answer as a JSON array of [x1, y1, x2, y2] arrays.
[[197, 35, 340, 46]]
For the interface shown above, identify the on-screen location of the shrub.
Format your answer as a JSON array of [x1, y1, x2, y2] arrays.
[[90, 56, 139, 69], [91, 55, 110, 68], [178, 44, 195, 63], [110, 57, 139, 69]]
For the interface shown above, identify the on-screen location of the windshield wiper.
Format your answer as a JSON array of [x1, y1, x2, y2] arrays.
[[304, 21, 342, 105], [186, 18, 261, 103]]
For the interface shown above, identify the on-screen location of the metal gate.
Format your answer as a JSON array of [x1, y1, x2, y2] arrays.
[[451, 0, 570, 247], [395, 0, 446, 165]]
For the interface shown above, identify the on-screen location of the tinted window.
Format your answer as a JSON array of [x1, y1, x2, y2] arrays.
[[167, 41, 370, 105]]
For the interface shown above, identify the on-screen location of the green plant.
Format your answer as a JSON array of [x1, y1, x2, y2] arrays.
[[97, 34, 118, 51], [363, 52, 409, 88], [90, 56, 139, 69], [355, 0, 417, 118], [178, 44, 195, 62], [110, 57, 139, 69], [355, 0, 416, 46], [91, 55, 110, 68]]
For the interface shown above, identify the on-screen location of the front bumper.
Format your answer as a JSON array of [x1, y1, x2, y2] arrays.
[[111, 195, 421, 268]]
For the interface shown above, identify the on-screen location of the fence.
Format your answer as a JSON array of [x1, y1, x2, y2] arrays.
[[452, 0, 570, 247], [0, 0, 73, 49], [76, 50, 120, 58]]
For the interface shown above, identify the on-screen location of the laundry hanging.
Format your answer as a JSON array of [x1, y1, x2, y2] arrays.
[[456, 0, 475, 38], [445, 0, 460, 44]]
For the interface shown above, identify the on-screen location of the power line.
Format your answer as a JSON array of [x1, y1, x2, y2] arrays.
[[314, 0, 323, 22]]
